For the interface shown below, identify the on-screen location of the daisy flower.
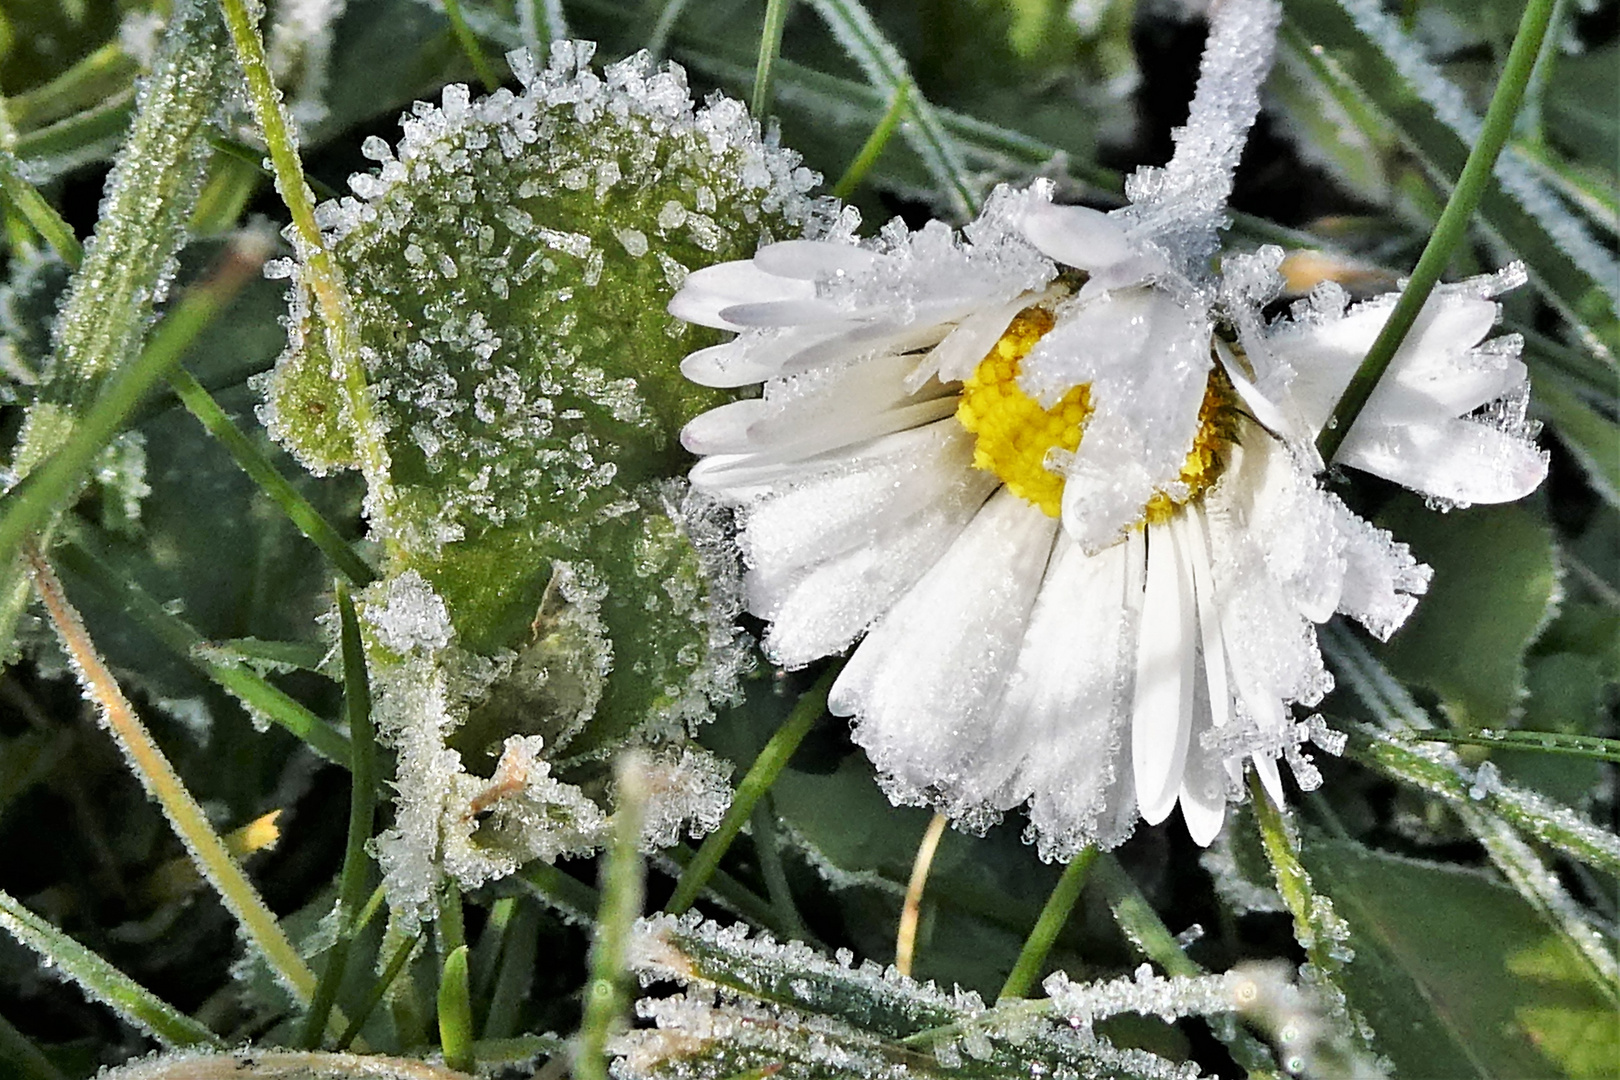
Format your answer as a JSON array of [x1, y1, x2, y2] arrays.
[[669, 0, 1543, 854]]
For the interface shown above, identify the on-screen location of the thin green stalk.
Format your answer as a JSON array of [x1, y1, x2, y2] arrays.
[[666, 668, 834, 914], [646, 0, 693, 59], [997, 847, 1097, 1001], [481, 900, 540, 1040], [1411, 727, 1620, 763], [662, 844, 788, 935], [575, 757, 650, 1080], [54, 534, 352, 765], [299, 581, 379, 1049], [0, 889, 220, 1049], [1248, 775, 1349, 979], [1093, 854, 1281, 1078], [442, 0, 503, 91], [831, 82, 909, 199], [7, 43, 138, 131], [519, 861, 601, 923], [0, 1010, 66, 1080], [167, 366, 376, 585], [438, 945, 475, 1073], [0, 238, 268, 572], [0, 152, 82, 266], [752, 0, 794, 117], [1317, 0, 1559, 462], [28, 555, 327, 1011], [469, 896, 517, 1011], [336, 930, 423, 1051], [751, 795, 809, 941], [218, 0, 398, 539]]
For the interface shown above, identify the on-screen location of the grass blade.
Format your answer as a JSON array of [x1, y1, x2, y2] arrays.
[[0, 150, 82, 266], [752, 0, 794, 118], [0, 889, 220, 1048], [1411, 727, 1620, 763]]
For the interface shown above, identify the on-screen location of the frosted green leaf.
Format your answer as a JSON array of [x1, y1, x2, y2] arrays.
[[266, 42, 828, 920]]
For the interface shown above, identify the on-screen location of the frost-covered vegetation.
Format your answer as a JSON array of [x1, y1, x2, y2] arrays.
[[0, 0, 1614, 1079]]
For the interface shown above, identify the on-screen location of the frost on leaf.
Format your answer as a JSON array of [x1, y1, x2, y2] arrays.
[[265, 43, 824, 921]]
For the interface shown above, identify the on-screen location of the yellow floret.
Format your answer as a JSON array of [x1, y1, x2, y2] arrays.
[[955, 307, 1090, 517]]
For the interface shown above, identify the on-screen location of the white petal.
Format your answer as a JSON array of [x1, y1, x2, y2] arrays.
[[752, 239, 880, 280], [1019, 202, 1134, 275], [979, 535, 1136, 852], [1253, 755, 1285, 809], [1182, 507, 1230, 733], [833, 489, 1058, 803], [1339, 416, 1549, 504], [669, 260, 815, 330], [915, 297, 1030, 388], [1131, 520, 1198, 825]]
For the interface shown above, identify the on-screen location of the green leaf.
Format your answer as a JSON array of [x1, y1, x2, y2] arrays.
[[1373, 498, 1559, 727], [1536, 375, 1620, 509], [1302, 836, 1620, 1080]]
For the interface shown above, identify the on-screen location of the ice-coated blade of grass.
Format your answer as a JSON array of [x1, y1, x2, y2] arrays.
[[667, 667, 834, 915], [28, 554, 327, 1010], [54, 532, 352, 764], [219, 0, 398, 540], [575, 756, 650, 1080], [805, 0, 977, 217], [166, 367, 376, 585], [998, 847, 1097, 1002], [299, 581, 380, 1049], [0, 151, 82, 265], [1411, 727, 1620, 763], [1324, 624, 1620, 988], [0, 889, 220, 1048], [1091, 854, 1282, 1075], [518, 862, 601, 925], [1316, 0, 1563, 463], [750, 794, 810, 941]]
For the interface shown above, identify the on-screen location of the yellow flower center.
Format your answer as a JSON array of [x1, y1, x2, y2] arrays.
[[954, 305, 1240, 522], [956, 307, 1090, 517]]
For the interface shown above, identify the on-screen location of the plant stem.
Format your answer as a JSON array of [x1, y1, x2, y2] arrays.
[[1248, 774, 1346, 977], [335, 930, 422, 1051], [218, 0, 398, 542], [666, 668, 834, 914], [575, 757, 650, 1080], [1316, 0, 1559, 463], [1410, 727, 1620, 762], [998, 847, 1097, 1001], [895, 813, 947, 977], [299, 581, 379, 1048], [752, 0, 794, 117], [751, 795, 810, 941], [442, 0, 503, 91], [27, 554, 325, 1011], [167, 367, 376, 585], [0, 237, 268, 573], [831, 83, 908, 199]]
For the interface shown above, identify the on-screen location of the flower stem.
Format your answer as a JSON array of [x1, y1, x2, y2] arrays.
[[27, 553, 325, 1011], [665, 667, 834, 915], [1316, 0, 1558, 463], [574, 756, 650, 1080], [752, 0, 794, 118], [895, 813, 947, 977], [217, 0, 398, 541], [1248, 774, 1346, 977], [998, 846, 1097, 1001]]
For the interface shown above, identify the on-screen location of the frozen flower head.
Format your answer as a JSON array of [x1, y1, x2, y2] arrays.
[[669, 0, 1538, 855]]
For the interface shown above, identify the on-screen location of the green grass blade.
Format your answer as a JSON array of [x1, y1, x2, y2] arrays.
[[443, 0, 503, 91], [0, 151, 82, 266], [480, 899, 541, 1040], [805, 0, 978, 217], [0, 1009, 68, 1080], [666, 668, 833, 915], [335, 930, 423, 1052], [166, 366, 376, 585], [751, 0, 794, 118], [54, 533, 352, 765], [6, 43, 137, 132], [299, 580, 380, 1048], [0, 889, 220, 1048], [1411, 727, 1620, 763], [831, 83, 908, 199], [1317, 0, 1561, 462], [438, 945, 476, 1072]]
